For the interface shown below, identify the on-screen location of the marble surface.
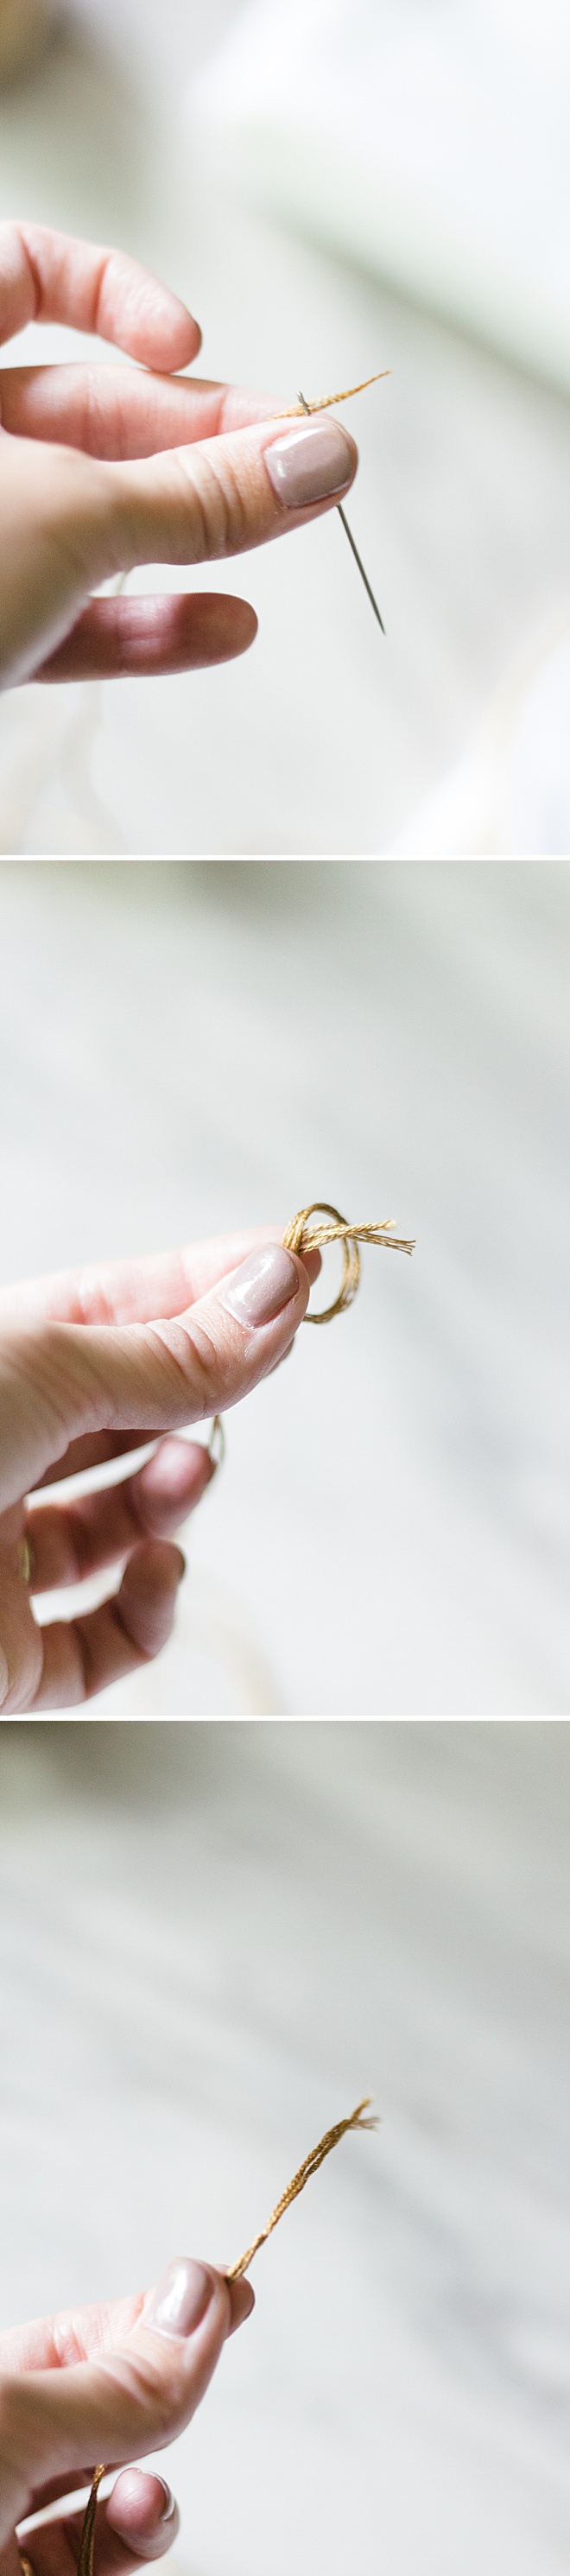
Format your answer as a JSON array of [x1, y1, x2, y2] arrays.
[[0, 858, 568, 1716], [0, 3, 568, 853], [1, 1717, 568, 2576], [188, 0, 570, 390]]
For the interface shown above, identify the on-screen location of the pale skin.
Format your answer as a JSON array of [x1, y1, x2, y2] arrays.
[[0, 218, 325, 2549], [0, 2259, 255, 2576], [0, 1230, 320, 1712], [0, 219, 358, 685]]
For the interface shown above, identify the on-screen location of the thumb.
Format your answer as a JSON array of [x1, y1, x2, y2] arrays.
[[0, 1243, 314, 1507], [108, 410, 358, 577], [0, 411, 356, 688], [2, 2261, 253, 2528]]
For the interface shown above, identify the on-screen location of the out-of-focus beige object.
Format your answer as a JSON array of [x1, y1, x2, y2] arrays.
[[0, 0, 54, 83]]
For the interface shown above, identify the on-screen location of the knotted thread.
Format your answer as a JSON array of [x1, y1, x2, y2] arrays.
[[72, 2100, 377, 2576], [283, 1202, 415, 1323]]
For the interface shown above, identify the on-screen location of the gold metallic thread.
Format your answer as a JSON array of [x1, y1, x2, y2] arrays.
[[74, 2101, 377, 2557], [77, 2465, 106, 2576], [226, 2097, 378, 2280], [283, 1202, 415, 1323], [276, 370, 390, 416]]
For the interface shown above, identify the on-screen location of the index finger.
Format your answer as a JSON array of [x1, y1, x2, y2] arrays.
[[3, 2268, 239, 2518], [3, 2269, 249, 2519], [1, 2294, 144, 2517], [0, 1247, 314, 1513], [0, 365, 280, 459], [0, 222, 200, 369], [0, 1233, 320, 1496], [0, 2289, 144, 2376], [0, 1230, 281, 1327]]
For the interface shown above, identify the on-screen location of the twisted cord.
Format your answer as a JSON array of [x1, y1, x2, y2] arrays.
[[283, 1202, 415, 1323], [276, 371, 390, 416], [77, 2465, 106, 2576], [72, 2101, 377, 2565], [227, 2097, 377, 2281]]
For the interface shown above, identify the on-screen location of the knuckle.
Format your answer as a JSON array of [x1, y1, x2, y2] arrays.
[[42, 1503, 81, 1585], [149, 1317, 225, 1419], [81, 365, 113, 459], [70, 1271, 122, 1327], [69, 1506, 99, 1583], [173, 447, 253, 562], [186, 1316, 231, 1407], [104, 2349, 187, 2443], [51, 2315, 90, 2368]]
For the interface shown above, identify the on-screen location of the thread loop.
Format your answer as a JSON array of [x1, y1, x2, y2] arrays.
[[283, 1203, 415, 1322]]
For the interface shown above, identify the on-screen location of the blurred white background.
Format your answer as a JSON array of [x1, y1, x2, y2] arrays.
[[0, 857, 567, 1715], [0, 0, 568, 853], [1, 1717, 568, 2576]]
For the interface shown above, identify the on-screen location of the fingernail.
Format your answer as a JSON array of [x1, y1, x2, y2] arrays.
[[264, 419, 354, 509], [218, 1245, 299, 1328], [156, 2481, 176, 2522], [145, 2256, 213, 2338], [108, 2472, 175, 2529], [0, 1646, 9, 1708], [228, 2275, 255, 2333]]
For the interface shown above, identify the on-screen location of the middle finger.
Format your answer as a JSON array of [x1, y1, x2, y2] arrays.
[[0, 367, 279, 459], [25, 1437, 213, 1593]]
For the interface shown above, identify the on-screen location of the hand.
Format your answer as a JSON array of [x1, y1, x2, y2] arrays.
[[0, 220, 358, 687], [0, 1228, 320, 1710], [0, 2256, 255, 2576]]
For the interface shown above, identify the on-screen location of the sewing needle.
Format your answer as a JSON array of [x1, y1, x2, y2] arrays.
[[298, 389, 385, 636]]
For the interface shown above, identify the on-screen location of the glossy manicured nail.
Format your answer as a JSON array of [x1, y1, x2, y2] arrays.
[[108, 2472, 175, 2531], [264, 419, 354, 508], [228, 2275, 255, 2333], [155, 2481, 176, 2522], [145, 2256, 213, 2338], [218, 1245, 299, 1328]]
